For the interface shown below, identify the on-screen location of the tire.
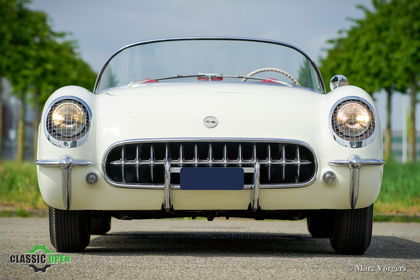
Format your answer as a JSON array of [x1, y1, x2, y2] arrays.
[[90, 213, 111, 235], [307, 212, 333, 238], [49, 207, 90, 252], [330, 205, 373, 255]]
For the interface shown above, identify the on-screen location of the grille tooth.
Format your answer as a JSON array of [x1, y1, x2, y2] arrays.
[[281, 144, 286, 180], [253, 143, 257, 163], [150, 145, 154, 181], [194, 144, 198, 167], [223, 144, 227, 167], [105, 141, 316, 186], [267, 144, 271, 181], [121, 146, 125, 183], [238, 144, 242, 167], [296, 146, 300, 183], [179, 144, 184, 166], [135, 145, 140, 182], [209, 143, 213, 166]]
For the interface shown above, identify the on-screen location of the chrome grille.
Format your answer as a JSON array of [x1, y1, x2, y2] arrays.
[[104, 140, 316, 188]]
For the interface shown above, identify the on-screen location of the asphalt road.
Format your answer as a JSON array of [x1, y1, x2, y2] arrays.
[[0, 218, 419, 280]]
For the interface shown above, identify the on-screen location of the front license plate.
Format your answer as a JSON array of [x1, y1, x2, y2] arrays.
[[180, 168, 244, 190]]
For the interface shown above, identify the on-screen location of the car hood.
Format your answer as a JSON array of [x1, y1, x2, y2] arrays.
[[93, 83, 331, 149]]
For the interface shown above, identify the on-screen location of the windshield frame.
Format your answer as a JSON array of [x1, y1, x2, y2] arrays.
[[93, 37, 326, 93]]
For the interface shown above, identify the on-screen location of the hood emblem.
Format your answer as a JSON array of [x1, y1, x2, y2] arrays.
[[203, 116, 218, 128]]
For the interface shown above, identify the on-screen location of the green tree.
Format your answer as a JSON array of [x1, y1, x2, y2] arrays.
[[28, 39, 96, 158], [388, 0, 420, 162], [10, 6, 62, 162], [0, 0, 96, 161], [320, 0, 419, 162], [298, 60, 315, 89], [0, 0, 43, 161], [0, 0, 26, 161]]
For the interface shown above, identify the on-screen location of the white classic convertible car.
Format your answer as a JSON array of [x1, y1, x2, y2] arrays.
[[36, 38, 384, 254]]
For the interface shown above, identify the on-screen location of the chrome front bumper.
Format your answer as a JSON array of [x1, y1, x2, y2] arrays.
[[36, 155, 384, 211], [36, 157, 94, 210], [329, 156, 384, 209]]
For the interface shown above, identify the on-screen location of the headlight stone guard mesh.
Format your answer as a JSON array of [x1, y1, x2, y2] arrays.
[[331, 99, 375, 143], [46, 99, 90, 143]]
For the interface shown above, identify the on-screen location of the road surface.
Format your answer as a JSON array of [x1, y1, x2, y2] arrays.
[[0, 218, 419, 279]]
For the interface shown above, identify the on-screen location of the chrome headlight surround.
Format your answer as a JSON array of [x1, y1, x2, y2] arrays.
[[44, 96, 92, 148], [330, 96, 377, 148]]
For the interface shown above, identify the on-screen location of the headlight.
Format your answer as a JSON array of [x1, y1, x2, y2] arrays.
[[331, 98, 375, 147], [51, 102, 86, 137], [46, 97, 91, 147]]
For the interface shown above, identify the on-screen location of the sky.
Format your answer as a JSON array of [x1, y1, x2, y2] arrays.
[[29, 0, 419, 132], [30, 0, 373, 72]]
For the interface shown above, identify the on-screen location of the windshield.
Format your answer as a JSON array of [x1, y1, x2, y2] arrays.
[[95, 38, 325, 93]]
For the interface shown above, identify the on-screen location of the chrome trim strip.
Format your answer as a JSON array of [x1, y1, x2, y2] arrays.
[[109, 159, 312, 166], [43, 96, 92, 148], [329, 158, 385, 167], [97, 182, 317, 190], [102, 138, 318, 190], [329, 156, 384, 209], [170, 184, 254, 190], [169, 166, 255, 173], [36, 157, 94, 210], [102, 137, 316, 145], [104, 183, 314, 191]]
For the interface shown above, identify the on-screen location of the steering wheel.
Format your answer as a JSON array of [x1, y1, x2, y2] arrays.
[[243, 67, 301, 87]]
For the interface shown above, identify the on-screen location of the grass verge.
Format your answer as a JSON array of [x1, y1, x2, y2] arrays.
[[374, 161, 420, 216], [373, 214, 420, 223], [0, 161, 46, 213]]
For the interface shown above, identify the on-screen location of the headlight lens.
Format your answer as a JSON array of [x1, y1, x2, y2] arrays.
[[46, 98, 90, 145], [336, 102, 371, 137], [51, 102, 86, 137], [332, 99, 375, 144]]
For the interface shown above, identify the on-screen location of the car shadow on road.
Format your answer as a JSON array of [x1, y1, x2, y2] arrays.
[[86, 231, 420, 259]]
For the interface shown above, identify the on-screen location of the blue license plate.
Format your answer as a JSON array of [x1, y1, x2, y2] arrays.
[[180, 168, 244, 190]]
